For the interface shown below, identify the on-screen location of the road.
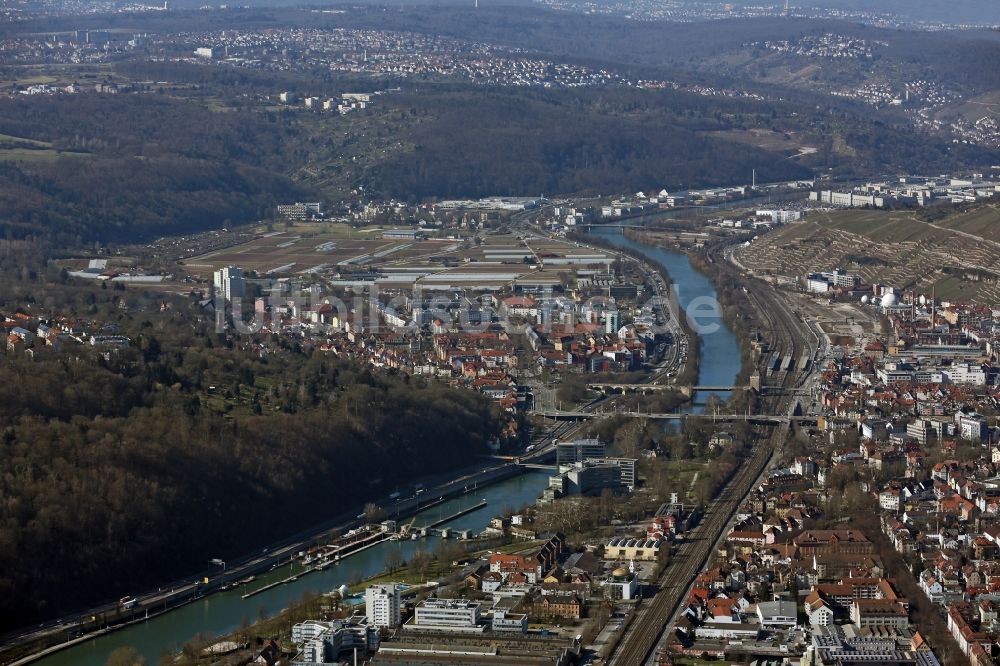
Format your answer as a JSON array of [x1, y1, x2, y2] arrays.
[[602, 236, 820, 666], [1, 457, 533, 664], [5, 211, 717, 663]]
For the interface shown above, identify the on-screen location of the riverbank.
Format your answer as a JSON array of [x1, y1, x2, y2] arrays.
[[625, 229, 760, 410], [9, 467, 547, 666], [185, 537, 546, 666], [585, 228, 741, 411], [577, 231, 700, 387]]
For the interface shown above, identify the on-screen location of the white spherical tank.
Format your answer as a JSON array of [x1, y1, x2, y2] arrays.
[[919, 295, 927, 306], [338, 584, 349, 598], [861, 295, 870, 304], [880, 292, 898, 308]]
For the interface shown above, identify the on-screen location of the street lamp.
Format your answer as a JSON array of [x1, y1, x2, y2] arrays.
[[209, 558, 226, 585]]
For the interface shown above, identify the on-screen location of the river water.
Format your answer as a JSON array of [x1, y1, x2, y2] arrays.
[[33, 233, 742, 666], [34, 472, 550, 666], [587, 227, 742, 408]]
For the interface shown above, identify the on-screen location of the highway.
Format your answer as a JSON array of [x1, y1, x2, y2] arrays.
[[2, 457, 535, 665], [4, 218, 744, 664]]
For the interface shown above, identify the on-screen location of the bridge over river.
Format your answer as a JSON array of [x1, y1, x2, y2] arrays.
[[530, 410, 820, 426]]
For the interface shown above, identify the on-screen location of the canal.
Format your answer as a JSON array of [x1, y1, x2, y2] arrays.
[[34, 233, 742, 666], [34, 471, 550, 666], [587, 227, 742, 409]]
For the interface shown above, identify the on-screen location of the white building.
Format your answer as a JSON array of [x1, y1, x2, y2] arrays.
[[213, 265, 245, 303], [792, 457, 817, 477], [412, 598, 482, 631], [277, 202, 323, 220], [805, 595, 834, 627], [957, 412, 989, 442], [602, 565, 639, 600], [365, 583, 401, 628], [756, 209, 801, 224], [490, 610, 528, 633], [292, 618, 376, 665], [879, 489, 901, 512], [806, 275, 831, 294]]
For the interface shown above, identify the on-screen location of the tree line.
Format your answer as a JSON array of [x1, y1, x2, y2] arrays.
[[0, 306, 502, 630]]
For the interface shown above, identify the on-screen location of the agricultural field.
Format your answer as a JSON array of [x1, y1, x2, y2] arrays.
[[182, 227, 457, 278], [0, 132, 89, 162], [181, 226, 614, 292], [933, 204, 1000, 236], [706, 128, 816, 158], [737, 205, 1000, 305]]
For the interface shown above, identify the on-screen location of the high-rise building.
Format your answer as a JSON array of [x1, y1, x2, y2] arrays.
[[957, 412, 989, 442], [605, 309, 621, 334], [213, 266, 245, 303], [365, 583, 400, 628], [565, 457, 637, 493], [556, 439, 607, 467]]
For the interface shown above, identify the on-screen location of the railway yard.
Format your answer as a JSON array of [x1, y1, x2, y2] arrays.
[[35, 202, 991, 666], [603, 238, 821, 666], [513, 221, 825, 665]]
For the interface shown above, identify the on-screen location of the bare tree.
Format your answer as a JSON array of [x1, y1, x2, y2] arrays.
[[364, 502, 386, 524], [384, 548, 403, 574], [106, 647, 146, 666]]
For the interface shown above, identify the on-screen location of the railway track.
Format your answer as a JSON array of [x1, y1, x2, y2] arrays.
[[526, 235, 817, 665], [607, 241, 816, 666], [608, 427, 778, 666]]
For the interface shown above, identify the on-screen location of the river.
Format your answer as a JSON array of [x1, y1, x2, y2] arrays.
[[33, 471, 550, 666], [33, 233, 742, 666], [586, 227, 742, 409]]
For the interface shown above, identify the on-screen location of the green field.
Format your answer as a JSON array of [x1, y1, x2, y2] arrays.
[[0, 132, 90, 162], [738, 203, 1000, 305], [252, 221, 364, 238], [824, 206, 1000, 243], [828, 211, 941, 243], [935, 205, 1000, 236], [0, 132, 50, 147], [10, 75, 58, 86], [0, 147, 89, 163]]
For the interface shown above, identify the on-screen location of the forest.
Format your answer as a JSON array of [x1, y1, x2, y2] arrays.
[[0, 93, 307, 243], [357, 87, 811, 200], [2, 5, 999, 244], [0, 300, 502, 630], [2, 76, 993, 245]]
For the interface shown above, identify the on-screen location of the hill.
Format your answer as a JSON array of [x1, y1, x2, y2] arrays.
[[1, 9, 999, 242], [0, 308, 501, 628], [736, 203, 1000, 304]]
